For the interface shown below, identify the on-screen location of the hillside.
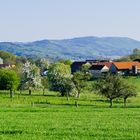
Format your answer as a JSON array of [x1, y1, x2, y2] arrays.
[[0, 36, 140, 60]]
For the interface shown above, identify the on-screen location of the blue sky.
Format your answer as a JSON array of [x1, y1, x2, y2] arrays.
[[0, 0, 140, 41]]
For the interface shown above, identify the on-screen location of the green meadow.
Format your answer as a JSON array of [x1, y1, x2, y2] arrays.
[[0, 77, 140, 140]]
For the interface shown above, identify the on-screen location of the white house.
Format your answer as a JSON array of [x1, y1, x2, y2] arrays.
[[89, 64, 109, 77], [0, 57, 3, 64]]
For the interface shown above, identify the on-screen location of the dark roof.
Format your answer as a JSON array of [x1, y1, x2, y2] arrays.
[[97, 62, 113, 69], [133, 59, 140, 62], [89, 65, 105, 70], [71, 61, 87, 73], [71, 61, 87, 66], [0, 64, 11, 68]]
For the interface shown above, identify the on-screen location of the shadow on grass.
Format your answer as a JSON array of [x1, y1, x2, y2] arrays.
[[18, 93, 59, 97], [0, 130, 22, 135], [77, 99, 123, 104], [32, 100, 140, 108]]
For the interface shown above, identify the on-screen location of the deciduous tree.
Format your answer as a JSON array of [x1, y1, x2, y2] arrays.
[[94, 74, 124, 107], [21, 61, 42, 95], [0, 69, 19, 98], [48, 62, 74, 99], [72, 71, 91, 98], [121, 84, 137, 107]]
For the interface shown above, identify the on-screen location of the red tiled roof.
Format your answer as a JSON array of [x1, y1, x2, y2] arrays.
[[112, 62, 140, 70]]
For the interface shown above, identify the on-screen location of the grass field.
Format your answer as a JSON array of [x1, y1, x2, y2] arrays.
[[0, 107, 140, 140], [0, 77, 140, 139]]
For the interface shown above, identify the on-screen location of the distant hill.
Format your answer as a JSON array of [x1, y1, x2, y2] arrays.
[[0, 36, 140, 60]]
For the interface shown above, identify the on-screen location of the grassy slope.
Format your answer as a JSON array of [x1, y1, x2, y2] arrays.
[[0, 77, 140, 139]]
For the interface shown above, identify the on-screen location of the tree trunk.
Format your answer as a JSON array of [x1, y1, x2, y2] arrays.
[[75, 101, 78, 107], [29, 89, 32, 95], [67, 92, 69, 101], [20, 89, 22, 94], [124, 98, 127, 108], [77, 92, 80, 98], [10, 90, 13, 98], [61, 92, 65, 97], [109, 99, 113, 108]]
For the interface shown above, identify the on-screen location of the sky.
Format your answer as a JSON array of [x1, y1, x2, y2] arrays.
[[0, 0, 140, 42]]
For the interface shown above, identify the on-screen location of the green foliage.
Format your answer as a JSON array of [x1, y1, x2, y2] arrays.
[[133, 48, 140, 56], [41, 77, 48, 89], [41, 77, 49, 95], [0, 69, 19, 91], [0, 50, 16, 64], [16, 56, 27, 66], [48, 62, 74, 97], [35, 58, 49, 70], [117, 55, 131, 62], [120, 83, 137, 107], [1, 37, 140, 60], [119, 48, 140, 61], [81, 63, 91, 73], [58, 59, 72, 66], [94, 74, 133, 107], [72, 71, 91, 98]]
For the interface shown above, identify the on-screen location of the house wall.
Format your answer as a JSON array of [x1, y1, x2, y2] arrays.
[[89, 70, 102, 77], [71, 62, 90, 73], [101, 66, 109, 73], [89, 66, 109, 77], [110, 64, 117, 73], [110, 64, 130, 75], [0, 58, 3, 64]]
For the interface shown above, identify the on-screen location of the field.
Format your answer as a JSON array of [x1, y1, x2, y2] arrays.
[[0, 77, 140, 140]]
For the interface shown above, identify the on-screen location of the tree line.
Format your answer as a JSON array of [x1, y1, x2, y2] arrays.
[[0, 50, 137, 107]]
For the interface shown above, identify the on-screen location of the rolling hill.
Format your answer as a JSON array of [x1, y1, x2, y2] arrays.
[[0, 36, 140, 60]]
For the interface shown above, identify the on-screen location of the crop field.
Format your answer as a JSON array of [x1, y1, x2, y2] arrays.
[[0, 77, 140, 140]]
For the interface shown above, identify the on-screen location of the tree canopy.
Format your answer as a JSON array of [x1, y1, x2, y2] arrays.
[[48, 62, 74, 98], [0, 69, 19, 97], [94, 74, 137, 107]]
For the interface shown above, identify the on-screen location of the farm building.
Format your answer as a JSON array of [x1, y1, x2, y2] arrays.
[[89, 64, 109, 77], [71, 61, 90, 73], [71, 59, 111, 73], [71, 60, 140, 76], [96, 62, 113, 69], [0, 64, 15, 69], [110, 62, 140, 75]]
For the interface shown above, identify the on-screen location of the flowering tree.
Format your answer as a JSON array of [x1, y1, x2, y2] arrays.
[[21, 61, 42, 95], [48, 62, 75, 100]]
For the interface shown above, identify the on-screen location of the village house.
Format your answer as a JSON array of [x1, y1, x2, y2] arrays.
[[71, 60, 140, 76], [0, 57, 3, 64], [0, 64, 15, 68], [0, 57, 16, 69], [96, 62, 113, 69], [89, 64, 109, 77], [109, 62, 140, 75], [71, 61, 89, 73], [71, 59, 111, 73]]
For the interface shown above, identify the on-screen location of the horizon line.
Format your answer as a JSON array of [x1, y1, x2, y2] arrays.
[[0, 35, 140, 43]]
